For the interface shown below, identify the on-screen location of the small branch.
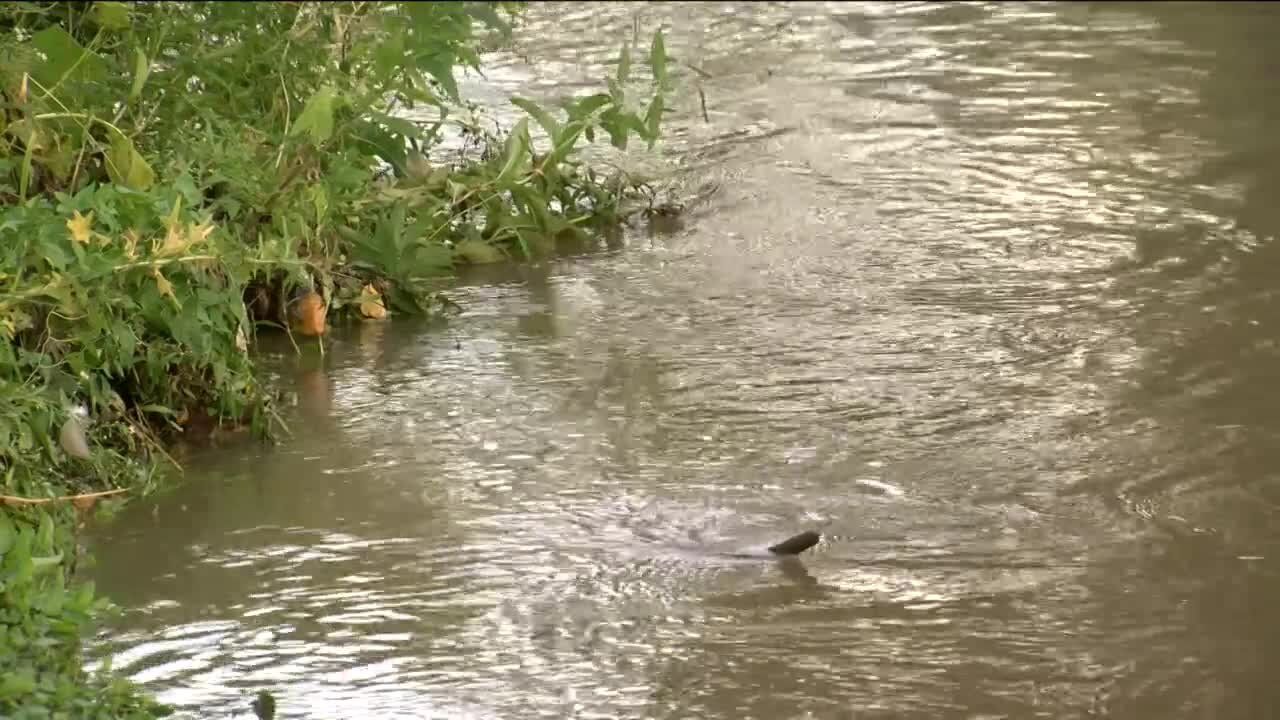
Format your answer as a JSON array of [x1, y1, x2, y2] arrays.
[[276, 72, 292, 170], [0, 488, 128, 506], [69, 131, 90, 191], [683, 61, 712, 80], [129, 413, 184, 473], [111, 255, 313, 272]]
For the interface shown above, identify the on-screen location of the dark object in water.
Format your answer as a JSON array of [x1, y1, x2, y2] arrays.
[[767, 530, 822, 556], [714, 530, 823, 560]]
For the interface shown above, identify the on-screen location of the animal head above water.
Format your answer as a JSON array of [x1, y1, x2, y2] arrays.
[[766, 530, 822, 556]]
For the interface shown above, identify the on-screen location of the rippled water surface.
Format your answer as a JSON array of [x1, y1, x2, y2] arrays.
[[86, 3, 1280, 718]]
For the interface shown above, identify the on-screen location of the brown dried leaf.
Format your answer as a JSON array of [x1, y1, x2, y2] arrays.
[[358, 284, 387, 319]]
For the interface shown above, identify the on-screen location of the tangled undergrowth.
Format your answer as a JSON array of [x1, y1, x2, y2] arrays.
[[0, 2, 678, 715]]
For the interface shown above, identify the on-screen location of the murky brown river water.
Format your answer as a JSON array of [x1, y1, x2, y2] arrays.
[[84, 2, 1280, 718]]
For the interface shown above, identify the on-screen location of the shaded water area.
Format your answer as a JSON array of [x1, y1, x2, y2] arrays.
[[85, 2, 1280, 718]]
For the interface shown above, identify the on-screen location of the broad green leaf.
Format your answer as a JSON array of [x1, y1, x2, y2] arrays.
[[0, 512, 13, 556], [291, 86, 338, 143], [454, 238, 504, 264], [511, 96, 560, 141], [91, 1, 132, 31], [37, 511, 54, 550], [373, 30, 406, 79], [565, 93, 612, 121], [464, 1, 512, 38], [546, 121, 585, 170], [510, 184, 551, 233], [650, 30, 669, 89], [42, 142, 75, 183], [112, 319, 137, 365], [8, 529, 34, 583], [450, 179, 471, 204], [129, 47, 150, 103], [600, 109, 630, 150], [30, 26, 106, 90], [19, 128, 34, 199], [403, 241, 455, 278], [455, 44, 483, 73], [493, 117, 530, 187], [369, 112, 421, 139], [418, 53, 460, 102], [105, 134, 155, 190], [352, 121, 407, 175], [37, 575, 67, 615], [388, 202, 409, 253], [0, 669, 36, 701], [32, 552, 64, 570], [644, 93, 664, 146], [309, 184, 328, 223], [617, 41, 631, 85], [164, 193, 183, 232], [71, 579, 97, 611]]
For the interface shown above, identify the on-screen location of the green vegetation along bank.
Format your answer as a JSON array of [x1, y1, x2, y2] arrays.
[[0, 2, 674, 716]]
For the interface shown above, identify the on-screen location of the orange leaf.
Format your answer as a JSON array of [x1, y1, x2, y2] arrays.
[[294, 291, 327, 336]]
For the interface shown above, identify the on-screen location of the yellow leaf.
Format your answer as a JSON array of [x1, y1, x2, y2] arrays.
[[154, 200, 210, 257], [186, 220, 215, 247], [152, 268, 179, 307], [358, 284, 387, 319], [153, 223, 211, 257], [0, 302, 30, 340], [156, 222, 185, 257], [122, 228, 140, 258], [165, 195, 183, 229], [66, 210, 94, 244]]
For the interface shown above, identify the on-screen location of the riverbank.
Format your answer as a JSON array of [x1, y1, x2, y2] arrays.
[[0, 2, 672, 715]]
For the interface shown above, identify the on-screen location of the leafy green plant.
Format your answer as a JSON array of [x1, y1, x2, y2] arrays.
[[0, 508, 173, 719], [0, 1, 677, 714]]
